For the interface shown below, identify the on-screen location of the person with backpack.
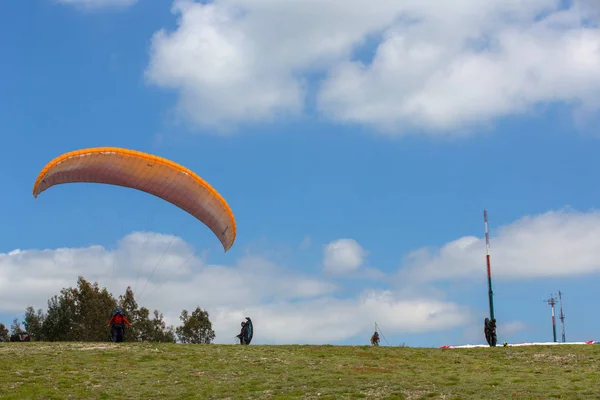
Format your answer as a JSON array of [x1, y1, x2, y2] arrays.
[[108, 309, 131, 343], [370, 331, 380, 346], [236, 317, 253, 345]]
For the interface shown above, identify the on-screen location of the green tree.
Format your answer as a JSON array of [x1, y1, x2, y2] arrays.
[[0, 323, 8, 342], [175, 307, 215, 344], [118, 286, 141, 342], [41, 289, 78, 341], [72, 277, 117, 341], [24, 306, 45, 341], [25, 277, 176, 343], [151, 310, 176, 343], [37, 277, 117, 341], [135, 307, 154, 342], [134, 307, 176, 343], [10, 317, 23, 336]]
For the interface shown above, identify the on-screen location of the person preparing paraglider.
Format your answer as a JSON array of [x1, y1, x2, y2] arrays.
[[484, 318, 497, 347], [370, 331, 380, 346], [108, 308, 131, 343], [236, 317, 253, 345]]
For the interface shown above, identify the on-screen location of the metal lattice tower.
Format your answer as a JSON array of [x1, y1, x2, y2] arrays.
[[558, 291, 566, 343]]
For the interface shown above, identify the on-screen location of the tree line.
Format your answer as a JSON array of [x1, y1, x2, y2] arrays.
[[0, 276, 216, 344]]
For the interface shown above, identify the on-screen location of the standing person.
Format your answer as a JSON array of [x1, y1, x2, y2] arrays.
[[484, 318, 497, 347], [237, 321, 247, 345], [236, 317, 253, 345], [371, 331, 380, 346], [108, 309, 131, 343]]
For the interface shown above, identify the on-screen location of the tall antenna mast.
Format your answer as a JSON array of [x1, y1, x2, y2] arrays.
[[483, 210, 495, 321], [558, 291, 566, 343], [544, 294, 558, 343]]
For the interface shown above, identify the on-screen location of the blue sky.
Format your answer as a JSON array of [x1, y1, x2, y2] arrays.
[[1, 0, 600, 346]]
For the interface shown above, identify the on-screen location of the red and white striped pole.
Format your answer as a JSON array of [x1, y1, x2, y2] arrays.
[[484, 210, 495, 321], [545, 295, 558, 343]]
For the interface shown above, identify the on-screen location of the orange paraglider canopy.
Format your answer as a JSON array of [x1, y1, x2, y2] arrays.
[[32, 147, 236, 252]]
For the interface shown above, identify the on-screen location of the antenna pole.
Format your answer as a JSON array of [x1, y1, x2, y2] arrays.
[[558, 291, 566, 343], [544, 294, 558, 343], [484, 210, 495, 321]]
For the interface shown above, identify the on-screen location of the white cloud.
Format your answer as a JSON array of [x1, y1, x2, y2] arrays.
[[145, 0, 305, 129], [5, 209, 598, 344], [54, 0, 137, 9], [500, 320, 529, 336], [318, 0, 600, 133], [0, 232, 467, 344], [398, 208, 600, 283], [322, 238, 366, 274], [213, 291, 472, 344], [146, 0, 600, 134]]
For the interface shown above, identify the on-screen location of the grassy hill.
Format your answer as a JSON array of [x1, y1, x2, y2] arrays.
[[1, 342, 599, 399]]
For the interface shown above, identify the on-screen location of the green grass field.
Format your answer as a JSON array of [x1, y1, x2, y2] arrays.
[[1, 342, 598, 399]]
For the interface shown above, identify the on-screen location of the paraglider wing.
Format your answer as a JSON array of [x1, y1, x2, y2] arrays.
[[32, 147, 236, 252], [245, 317, 253, 344]]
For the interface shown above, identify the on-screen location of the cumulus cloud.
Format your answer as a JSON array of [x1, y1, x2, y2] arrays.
[[54, 0, 137, 9], [6, 208, 595, 343], [319, 0, 600, 133], [322, 238, 366, 274], [146, 0, 600, 134], [398, 208, 600, 283], [213, 291, 472, 344], [0, 232, 466, 344], [500, 320, 529, 336]]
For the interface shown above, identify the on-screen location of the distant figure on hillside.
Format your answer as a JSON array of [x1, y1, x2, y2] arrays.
[[10, 332, 31, 342], [484, 318, 497, 347], [108, 308, 131, 343], [371, 331, 380, 346], [236, 317, 253, 345]]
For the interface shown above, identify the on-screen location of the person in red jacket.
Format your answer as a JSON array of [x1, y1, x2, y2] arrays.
[[108, 309, 131, 343]]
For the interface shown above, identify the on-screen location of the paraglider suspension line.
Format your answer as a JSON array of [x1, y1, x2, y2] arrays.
[[375, 322, 390, 346], [138, 234, 177, 299], [139, 250, 196, 304]]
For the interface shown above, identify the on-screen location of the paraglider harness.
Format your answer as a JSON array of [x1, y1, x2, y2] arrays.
[[484, 318, 497, 347], [236, 317, 253, 345]]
